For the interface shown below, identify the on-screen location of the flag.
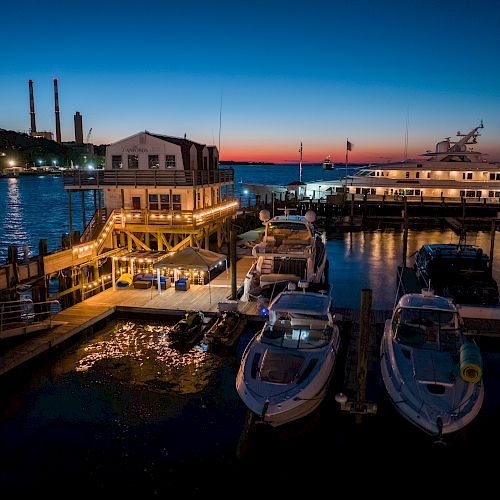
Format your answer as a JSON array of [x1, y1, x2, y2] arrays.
[[347, 140, 353, 151]]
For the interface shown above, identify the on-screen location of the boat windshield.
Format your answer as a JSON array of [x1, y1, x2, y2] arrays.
[[393, 307, 461, 351], [262, 321, 332, 349]]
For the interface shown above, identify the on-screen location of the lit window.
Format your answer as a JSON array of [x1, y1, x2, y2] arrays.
[[172, 194, 181, 211]]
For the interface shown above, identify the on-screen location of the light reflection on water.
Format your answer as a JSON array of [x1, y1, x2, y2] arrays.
[[328, 227, 500, 310], [73, 319, 222, 395]]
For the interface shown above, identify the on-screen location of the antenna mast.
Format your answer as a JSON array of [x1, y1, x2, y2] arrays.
[[218, 90, 223, 154], [299, 142, 303, 182]]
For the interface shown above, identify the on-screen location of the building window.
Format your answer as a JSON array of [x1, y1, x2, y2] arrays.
[[489, 191, 495, 197], [416, 172, 420, 179], [490, 173, 495, 180], [112, 155, 123, 169], [172, 194, 181, 211], [467, 172, 473, 180], [476, 191, 482, 197], [405, 171, 410, 178], [463, 173, 466, 180], [460, 190, 466, 197], [165, 155, 176, 168], [128, 155, 139, 169], [415, 189, 421, 195], [355, 188, 361, 194], [466, 190, 475, 197], [497, 173, 500, 180], [496, 191, 500, 197], [149, 194, 159, 210], [148, 155, 160, 169], [427, 172, 431, 179], [160, 194, 170, 210]]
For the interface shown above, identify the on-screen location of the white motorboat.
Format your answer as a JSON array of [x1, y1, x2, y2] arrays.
[[380, 289, 484, 437], [241, 208, 328, 303], [236, 283, 341, 427]]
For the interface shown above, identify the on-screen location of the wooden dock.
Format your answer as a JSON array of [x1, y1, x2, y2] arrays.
[[0, 256, 258, 376]]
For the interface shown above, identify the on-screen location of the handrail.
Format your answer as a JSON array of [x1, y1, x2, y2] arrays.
[[0, 299, 61, 336], [62, 169, 235, 188]]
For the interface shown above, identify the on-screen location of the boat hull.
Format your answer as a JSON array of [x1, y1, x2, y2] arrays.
[[380, 320, 484, 436], [236, 332, 340, 427]]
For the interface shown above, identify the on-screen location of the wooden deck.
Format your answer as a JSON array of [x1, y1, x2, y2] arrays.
[[0, 256, 258, 377]]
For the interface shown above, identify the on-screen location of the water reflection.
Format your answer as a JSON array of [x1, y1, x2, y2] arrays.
[[0, 178, 29, 252], [74, 320, 222, 394], [328, 228, 500, 310]]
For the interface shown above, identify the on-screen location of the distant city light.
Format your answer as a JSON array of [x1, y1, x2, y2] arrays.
[[243, 189, 249, 195], [8, 160, 14, 166], [87, 164, 94, 170]]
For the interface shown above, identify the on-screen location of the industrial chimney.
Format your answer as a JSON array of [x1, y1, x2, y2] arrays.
[[74, 112, 84, 144], [53, 78, 61, 143], [28, 80, 37, 134]]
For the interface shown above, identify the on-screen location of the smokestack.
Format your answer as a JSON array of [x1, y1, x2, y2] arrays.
[[74, 112, 84, 144], [53, 78, 61, 142], [28, 80, 37, 133]]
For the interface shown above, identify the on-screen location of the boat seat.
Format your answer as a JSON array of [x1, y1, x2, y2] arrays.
[[260, 274, 300, 286]]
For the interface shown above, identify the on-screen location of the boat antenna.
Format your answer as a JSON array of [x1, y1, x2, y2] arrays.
[[218, 89, 223, 155]]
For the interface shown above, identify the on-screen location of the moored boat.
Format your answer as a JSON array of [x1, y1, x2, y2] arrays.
[[236, 282, 341, 427], [205, 311, 242, 347], [322, 155, 334, 170], [169, 310, 207, 345], [241, 208, 328, 304], [380, 288, 484, 437]]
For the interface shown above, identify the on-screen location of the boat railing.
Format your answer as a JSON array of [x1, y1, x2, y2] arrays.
[[0, 298, 61, 338]]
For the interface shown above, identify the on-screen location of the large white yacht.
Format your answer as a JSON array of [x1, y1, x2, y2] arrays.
[[236, 283, 341, 427], [244, 123, 500, 202], [240, 209, 328, 303], [326, 122, 500, 200], [380, 289, 484, 438]]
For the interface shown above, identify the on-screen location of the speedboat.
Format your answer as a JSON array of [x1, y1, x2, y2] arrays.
[[241, 208, 328, 303], [236, 282, 341, 427], [380, 289, 484, 437]]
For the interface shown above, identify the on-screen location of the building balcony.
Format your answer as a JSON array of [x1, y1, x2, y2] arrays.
[[62, 168, 234, 190]]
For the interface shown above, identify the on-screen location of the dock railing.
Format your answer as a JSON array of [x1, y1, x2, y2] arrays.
[[0, 298, 61, 338]]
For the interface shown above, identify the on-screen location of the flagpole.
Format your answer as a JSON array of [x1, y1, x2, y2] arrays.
[[344, 138, 349, 195], [299, 142, 303, 183]]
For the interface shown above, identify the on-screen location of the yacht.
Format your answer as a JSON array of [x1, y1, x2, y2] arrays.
[[322, 155, 334, 170], [323, 122, 500, 200], [236, 282, 341, 427], [240, 209, 328, 303], [414, 243, 499, 306], [380, 289, 484, 438], [243, 123, 500, 202]]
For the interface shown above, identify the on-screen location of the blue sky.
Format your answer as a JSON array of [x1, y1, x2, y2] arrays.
[[1, 0, 500, 162]]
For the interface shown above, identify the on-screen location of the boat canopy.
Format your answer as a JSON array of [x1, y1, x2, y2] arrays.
[[269, 291, 331, 316]]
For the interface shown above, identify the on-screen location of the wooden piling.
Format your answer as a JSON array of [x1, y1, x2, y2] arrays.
[[356, 288, 372, 424]]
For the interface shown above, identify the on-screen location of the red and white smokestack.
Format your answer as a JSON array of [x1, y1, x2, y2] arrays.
[[54, 78, 61, 143], [28, 80, 37, 133]]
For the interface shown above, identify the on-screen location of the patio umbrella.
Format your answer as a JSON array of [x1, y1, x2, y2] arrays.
[[153, 247, 227, 302]]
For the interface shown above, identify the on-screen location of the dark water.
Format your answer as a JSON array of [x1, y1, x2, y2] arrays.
[[1, 174, 500, 493], [0, 165, 346, 262]]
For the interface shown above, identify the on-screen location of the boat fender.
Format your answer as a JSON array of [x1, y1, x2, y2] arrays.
[[460, 342, 482, 383]]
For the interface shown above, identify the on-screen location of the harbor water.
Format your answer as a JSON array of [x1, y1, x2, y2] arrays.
[[1, 171, 500, 493]]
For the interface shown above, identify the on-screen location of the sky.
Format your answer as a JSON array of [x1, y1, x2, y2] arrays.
[[1, 0, 500, 163]]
